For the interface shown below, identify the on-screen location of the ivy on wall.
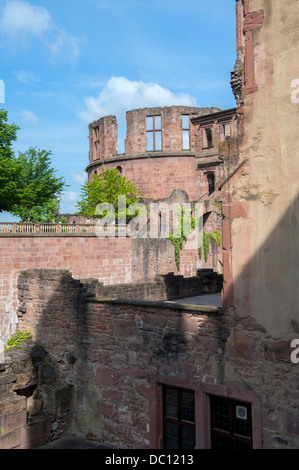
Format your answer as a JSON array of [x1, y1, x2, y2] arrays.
[[168, 203, 222, 269]]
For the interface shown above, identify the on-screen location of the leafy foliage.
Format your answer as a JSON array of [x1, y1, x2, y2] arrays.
[[10, 148, 67, 222], [0, 110, 66, 219], [169, 205, 196, 270], [76, 168, 143, 220], [0, 109, 21, 212], [5, 331, 32, 351]]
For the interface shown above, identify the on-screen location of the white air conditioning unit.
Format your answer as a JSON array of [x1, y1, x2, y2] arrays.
[[236, 405, 248, 420]]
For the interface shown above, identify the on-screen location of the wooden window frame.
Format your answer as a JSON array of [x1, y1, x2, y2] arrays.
[[150, 378, 262, 449], [162, 385, 196, 449], [210, 395, 253, 448]]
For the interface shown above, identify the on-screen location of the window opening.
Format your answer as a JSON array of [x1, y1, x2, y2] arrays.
[[207, 172, 215, 196], [147, 115, 162, 151], [203, 128, 213, 148], [210, 396, 252, 449], [93, 126, 100, 159], [162, 386, 195, 449], [182, 115, 190, 150]]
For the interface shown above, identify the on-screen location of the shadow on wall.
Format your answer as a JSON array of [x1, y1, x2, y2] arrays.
[[223, 193, 299, 338], [14, 268, 227, 448], [9, 192, 299, 448], [15, 270, 91, 446]]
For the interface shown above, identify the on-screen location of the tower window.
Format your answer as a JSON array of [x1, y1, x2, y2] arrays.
[[147, 116, 162, 151], [182, 115, 190, 150], [93, 125, 100, 159]]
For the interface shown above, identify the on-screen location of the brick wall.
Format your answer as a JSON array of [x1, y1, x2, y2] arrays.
[[10, 269, 299, 449]]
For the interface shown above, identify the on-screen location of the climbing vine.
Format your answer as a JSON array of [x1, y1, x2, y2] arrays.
[[168, 205, 195, 270], [168, 204, 222, 270]]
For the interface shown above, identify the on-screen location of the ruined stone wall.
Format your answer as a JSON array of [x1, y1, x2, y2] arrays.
[[0, 234, 204, 347], [8, 269, 299, 449], [86, 106, 224, 202]]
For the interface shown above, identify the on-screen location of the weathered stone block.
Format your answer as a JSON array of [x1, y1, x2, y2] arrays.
[[0, 430, 21, 449], [2, 410, 27, 435], [95, 365, 118, 387]]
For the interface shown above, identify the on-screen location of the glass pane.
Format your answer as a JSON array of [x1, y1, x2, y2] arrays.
[[182, 391, 195, 422], [182, 426, 195, 449], [165, 422, 178, 449], [147, 116, 153, 131], [165, 388, 178, 418], [155, 131, 162, 150], [212, 434, 231, 449], [183, 130, 190, 149], [233, 404, 251, 437], [147, 131, 154, 151], [213, 398, 230, 431], [155, 115, 161, 130], [182, 115, 189, 129]]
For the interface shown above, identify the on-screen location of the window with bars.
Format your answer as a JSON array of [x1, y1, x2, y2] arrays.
[[182, 115, 190, 150], [162, 386, 195, 449], [210, 396, 253, 449], [147, 115, 162, 151]]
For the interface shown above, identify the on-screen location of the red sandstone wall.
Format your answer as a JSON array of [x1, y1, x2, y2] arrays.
[[96, 155, 198, 200], [0, 235, 202, 345], [15, 269, 299, 449]]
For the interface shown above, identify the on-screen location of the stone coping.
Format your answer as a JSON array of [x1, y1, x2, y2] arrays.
[[86, 150, 197, 170], [85, 296, 221, 314]]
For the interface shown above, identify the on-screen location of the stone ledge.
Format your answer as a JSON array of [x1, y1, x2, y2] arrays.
[[85, 296, 221, 314]]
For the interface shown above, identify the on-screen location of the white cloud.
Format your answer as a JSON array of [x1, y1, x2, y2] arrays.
[[62, 191, 78, 203], [71, 172, 87, 185], [0, 0, 83, 63], [47, 28, 82, 64], [79, 76, 197, 123], [19, 110, 38, 124], [0, 0, 52, 39], [14, 70, 41, 84]]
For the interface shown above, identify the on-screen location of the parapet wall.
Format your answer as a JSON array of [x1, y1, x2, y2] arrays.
[[0, 232, 210, 346]]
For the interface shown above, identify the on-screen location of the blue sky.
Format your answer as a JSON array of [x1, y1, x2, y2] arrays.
[[0, 0, 237, 221]]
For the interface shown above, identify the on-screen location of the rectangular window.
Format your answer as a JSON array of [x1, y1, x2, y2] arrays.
[[147, 115, 162, 151], [163, 386, 195, 449], [203, 127, 213, 148], [182, 115, 190, 150], [221, 123, 231, 142], [210, 396, 252, 449], [93, 126, 100, 159]]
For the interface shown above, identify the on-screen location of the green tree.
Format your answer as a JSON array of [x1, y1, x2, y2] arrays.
[[11, 197, 62, 223], [10, 147, 67, 222], [0, 109, 21, 212], [76, 168, 143, 220]]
